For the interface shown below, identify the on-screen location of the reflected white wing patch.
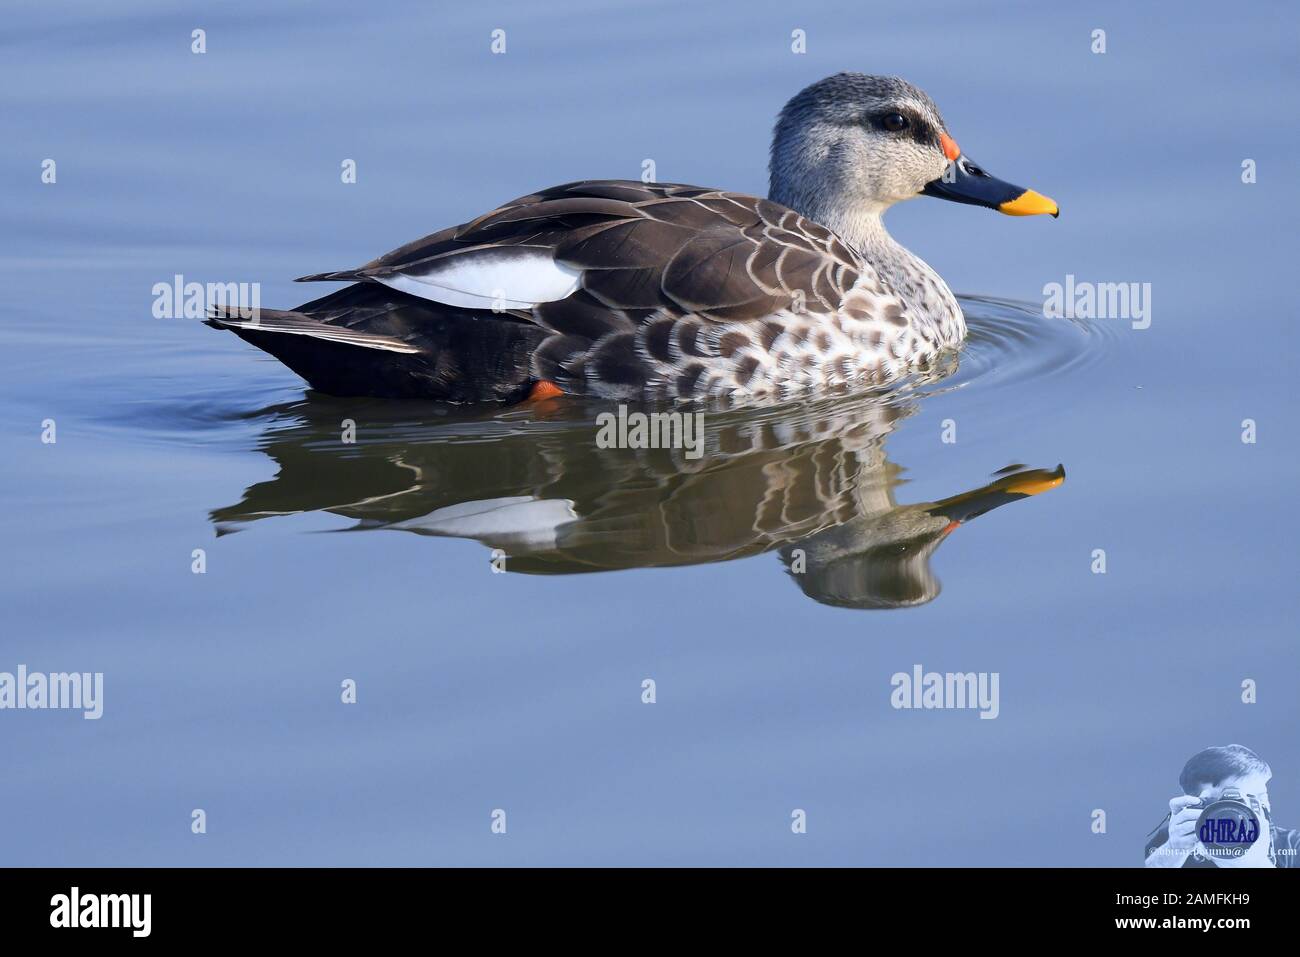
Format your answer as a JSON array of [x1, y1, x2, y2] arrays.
[[390, 496, 578, 550], [375, 247, 582, 310]]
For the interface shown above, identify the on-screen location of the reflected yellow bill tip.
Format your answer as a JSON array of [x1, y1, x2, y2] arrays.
[[1003, 473, 1065, 496], [999, 189, 1059, 217]]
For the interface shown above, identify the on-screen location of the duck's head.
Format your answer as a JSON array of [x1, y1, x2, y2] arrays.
[[769, 72, 1057, 241]]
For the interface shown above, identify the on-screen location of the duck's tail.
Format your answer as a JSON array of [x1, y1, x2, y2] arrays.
[[204, 305, 420, 354], [293, 269, 371, 283], [205, 283, 549, 401], [204, 303, 446, 397]]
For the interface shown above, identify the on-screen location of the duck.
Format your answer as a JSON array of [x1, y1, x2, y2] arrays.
[[207, 72, 1057, 403]]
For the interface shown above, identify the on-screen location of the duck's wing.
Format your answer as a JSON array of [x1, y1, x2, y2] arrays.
[[295, 180, 867, 369]]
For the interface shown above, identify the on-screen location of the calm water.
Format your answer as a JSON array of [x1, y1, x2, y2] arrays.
[[2, 0, 1297, 866]]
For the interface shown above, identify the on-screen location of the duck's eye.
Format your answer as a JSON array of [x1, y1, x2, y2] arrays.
[[880, 112, 909, 132]]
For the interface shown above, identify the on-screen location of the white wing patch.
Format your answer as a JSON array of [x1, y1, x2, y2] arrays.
[[375, 247, 582, 310]]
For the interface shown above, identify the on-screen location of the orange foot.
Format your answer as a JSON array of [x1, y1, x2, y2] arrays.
[[526, 380, 565, 402]]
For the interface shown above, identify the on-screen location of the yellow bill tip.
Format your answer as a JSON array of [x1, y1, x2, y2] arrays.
[[1001, 471, 1065, 496], [999, 189, 1059, 218]]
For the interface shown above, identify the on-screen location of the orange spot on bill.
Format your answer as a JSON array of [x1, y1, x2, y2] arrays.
[[942, 520, 961, 535], [940, 132, 961, 161], [527, 380, 564, 401]]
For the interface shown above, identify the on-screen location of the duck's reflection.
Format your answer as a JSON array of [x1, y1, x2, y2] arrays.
[[211, 392, 1063, 609]]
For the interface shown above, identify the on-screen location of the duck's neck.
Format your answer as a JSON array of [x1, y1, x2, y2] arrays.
[[771, 191, 963, 339], [808, 203, 946, 302]]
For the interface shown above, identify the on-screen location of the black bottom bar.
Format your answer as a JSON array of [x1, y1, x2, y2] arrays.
[[0, 867, 1284, 941]]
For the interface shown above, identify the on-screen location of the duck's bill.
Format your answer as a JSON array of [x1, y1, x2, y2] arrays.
[[922, 155, 1059, 218], [929, 464, 1066, 526]]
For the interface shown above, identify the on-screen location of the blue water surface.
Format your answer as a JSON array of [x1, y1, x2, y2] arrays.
[[1, 0, 1296, 865]]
